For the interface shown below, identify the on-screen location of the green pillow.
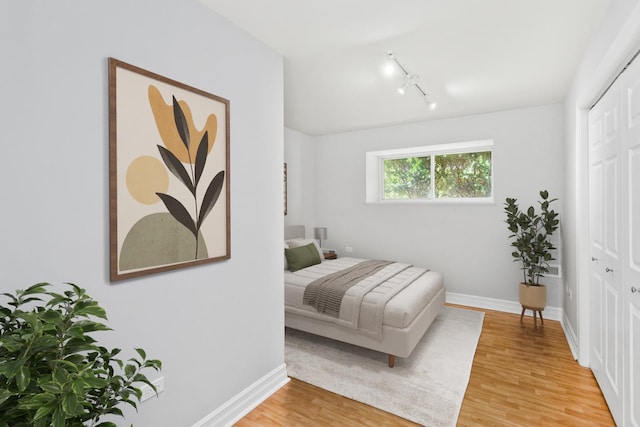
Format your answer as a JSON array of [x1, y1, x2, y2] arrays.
[[285, 243, 322, 272]]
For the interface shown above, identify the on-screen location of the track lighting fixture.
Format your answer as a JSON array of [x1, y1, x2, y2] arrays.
[[386, 51, 436, 110]]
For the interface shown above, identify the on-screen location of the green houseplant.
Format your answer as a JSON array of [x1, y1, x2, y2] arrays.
[[504, 190, 560, 310], [0, 283, 161, 427]]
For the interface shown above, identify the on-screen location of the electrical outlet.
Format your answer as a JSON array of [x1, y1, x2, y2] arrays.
[[345, 246, 353, 253], [564, 283, 573, 299], [140, 376, 164, 402]]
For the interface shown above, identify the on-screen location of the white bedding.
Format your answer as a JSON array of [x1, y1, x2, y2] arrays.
[[283, 225, 445, 365], [285, 257, 441, 339]]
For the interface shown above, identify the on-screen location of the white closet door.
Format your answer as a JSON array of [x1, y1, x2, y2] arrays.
[[589, 51, 640, 427], [622, 54, 640, 427], [589, 75, 623, 425]]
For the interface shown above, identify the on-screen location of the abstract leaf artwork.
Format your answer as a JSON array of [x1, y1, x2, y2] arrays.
[[109, 58, 230, 281]]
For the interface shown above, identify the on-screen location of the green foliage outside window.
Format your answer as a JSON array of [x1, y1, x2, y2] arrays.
[[383, 151, 492, 200], [383, 156, 431, 199], [435, 151, 492, 198]]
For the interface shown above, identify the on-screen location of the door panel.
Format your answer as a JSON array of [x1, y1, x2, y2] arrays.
[[590, 163, 604, 249], [624, 57, 640, 427], [589, 51, 640, 426], [591, 119, 603, 148], [605, 282, 620, 393], [627, 76, 640, 127], [592, 272, 604, 363], [589, 75, 623, 424], [605, 108, 618, 144], [620, 51, 640, 427], [630, 305, 640, 427], [604, 158, 619, 258], [631, 147, 640, 272]]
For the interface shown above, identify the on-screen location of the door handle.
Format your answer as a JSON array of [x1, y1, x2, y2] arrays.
[[633, 287, 639, 294], [591, 257, 598, 261], [605, 267, 614, 273]]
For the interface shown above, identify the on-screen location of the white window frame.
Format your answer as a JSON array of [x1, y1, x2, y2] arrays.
[[366, 139, 494, 204]]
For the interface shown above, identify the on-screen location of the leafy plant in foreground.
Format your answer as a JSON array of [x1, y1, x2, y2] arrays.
[[0, 283, 161, 427]]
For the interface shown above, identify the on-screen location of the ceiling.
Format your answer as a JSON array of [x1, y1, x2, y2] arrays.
[[200, 0, 611, 136]]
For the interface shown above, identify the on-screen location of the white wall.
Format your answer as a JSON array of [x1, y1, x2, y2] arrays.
[[563, 0, 640, 363], [0, 1, 284, 426], [284, 128, 316, 234], [287, 104, 565, 307]]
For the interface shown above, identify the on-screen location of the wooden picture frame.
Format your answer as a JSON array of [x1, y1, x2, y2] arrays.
[[284, 162, 288, 215], [108, 58, 230, 281]]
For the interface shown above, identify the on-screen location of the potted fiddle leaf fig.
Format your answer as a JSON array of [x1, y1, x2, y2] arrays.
[[504, 190, 560, 311], [0, 283, 161, 427]]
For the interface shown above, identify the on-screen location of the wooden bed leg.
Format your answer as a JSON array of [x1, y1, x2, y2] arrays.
[[388, 354, 395, 368]]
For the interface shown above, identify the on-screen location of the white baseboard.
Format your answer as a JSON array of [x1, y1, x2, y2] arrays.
[[561, 315, 579, 361], [445, 292, 562, 321], [192, 363, 289, 427]]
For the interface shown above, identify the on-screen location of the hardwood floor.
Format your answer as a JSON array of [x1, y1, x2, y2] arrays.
[[236, 306, 614, 426], [455, 305, 613, 427]]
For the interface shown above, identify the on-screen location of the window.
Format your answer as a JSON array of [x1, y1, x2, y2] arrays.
[[366, 140, 494, 203], [383, 156, 431, 199]]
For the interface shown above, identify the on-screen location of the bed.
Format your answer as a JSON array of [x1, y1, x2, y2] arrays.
[[284, 225, 445, 367]]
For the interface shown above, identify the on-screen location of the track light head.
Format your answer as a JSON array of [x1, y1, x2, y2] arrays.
[[384, 50, 435, 111]]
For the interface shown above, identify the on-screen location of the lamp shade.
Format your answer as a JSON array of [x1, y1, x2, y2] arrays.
[[314, 227, 327, 240]]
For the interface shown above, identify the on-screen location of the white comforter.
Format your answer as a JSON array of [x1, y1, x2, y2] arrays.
[[285, 257, 429, 339]]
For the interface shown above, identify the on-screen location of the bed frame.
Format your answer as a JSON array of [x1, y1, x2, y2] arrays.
[[284, 225, 445, 367]]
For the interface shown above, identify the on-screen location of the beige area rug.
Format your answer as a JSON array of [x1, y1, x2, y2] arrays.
[[285, 306, 484, 427]]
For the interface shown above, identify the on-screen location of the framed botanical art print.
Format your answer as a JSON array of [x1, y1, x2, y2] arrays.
[[108, 58, 230, 281]]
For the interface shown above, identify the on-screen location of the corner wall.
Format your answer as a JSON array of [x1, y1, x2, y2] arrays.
[[0, 1, 284, 425], [284, 128, 316, 234]]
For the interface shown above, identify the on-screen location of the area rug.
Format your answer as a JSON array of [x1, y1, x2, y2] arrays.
[[285, 306, 484, 427]]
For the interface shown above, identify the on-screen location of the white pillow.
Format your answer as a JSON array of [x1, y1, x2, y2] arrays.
[[286, 238, 323, 262]]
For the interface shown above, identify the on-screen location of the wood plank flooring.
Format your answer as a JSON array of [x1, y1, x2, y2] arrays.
[[236, 306, 614, 426]]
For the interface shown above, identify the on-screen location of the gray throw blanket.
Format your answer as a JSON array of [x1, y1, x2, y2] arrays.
[[303, 260, 393, 317]]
